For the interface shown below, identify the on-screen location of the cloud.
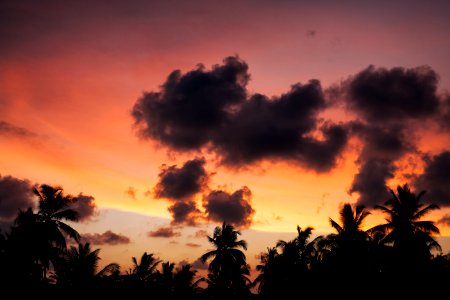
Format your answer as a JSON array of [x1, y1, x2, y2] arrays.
[[306, 30, 316, 38], [168, 201, 201, 225], [82, 230, 130, 245], [71, 193, 97, 222], [340, 65, 441, 206], [203, 186, 255, 228], [132, 56, 249, 150], [132, 56, 348, 172], [125, 186, 137, 199], [186, 243, 201, 248], [154, 158, 209, 200], [344, 65, 440, 122], [414, 151, 450, 206], [437, 215, 450, 227], [192, 257, 208, 270], [0, 121, 35, 138], [349, 124, 413, 206], [0, 175, 35, 224], [192, 229, 208, 238], [148, 226, 181, 238], [153, 158, 209, 225]]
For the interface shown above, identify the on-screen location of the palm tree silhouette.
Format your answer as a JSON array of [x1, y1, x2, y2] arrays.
[[34, 184, 80, 248], [325, 203, 372, 273], [369, 184, 441, 272], [201, 222, 250, 299], [127, 252, 161, 285], [56, 242, 119, 286]]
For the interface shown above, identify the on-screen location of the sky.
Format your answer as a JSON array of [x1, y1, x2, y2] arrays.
[[1, 0, 450, 274]]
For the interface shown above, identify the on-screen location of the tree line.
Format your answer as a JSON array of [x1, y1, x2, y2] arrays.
[[1, 184, 449, 298]]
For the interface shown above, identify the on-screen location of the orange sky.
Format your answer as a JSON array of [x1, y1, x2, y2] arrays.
[[1, 0, 450, 271]]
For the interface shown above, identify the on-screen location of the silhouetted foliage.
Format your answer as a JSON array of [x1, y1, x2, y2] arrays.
[[1, 182, 449, 297]]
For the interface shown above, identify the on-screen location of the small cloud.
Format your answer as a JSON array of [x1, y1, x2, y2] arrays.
[[306, 30, 316, 38], [192, 229, 208, 238], [0, 120, 36, 138], [125, 186, 137, 199], [169, 240, 179, 244], [203, 186, 255, 228], [186, 242, 201, 248], [438, 214, 450, 227], [273, 214, 283, 221], [82, 230, 130, 245], [192, 257, 208, 270], [72, 193, 97, 222], [148, 226, 181, 238], [144, 190, 152, 197]]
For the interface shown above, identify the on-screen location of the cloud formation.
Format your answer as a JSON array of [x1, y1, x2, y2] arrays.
[[132, 56, 348, 172], [71, 193, 97, 222], [0, 121, 35, 138], [186, 242, 201, 248], [125, 186, 137, 199], [414, 151, 450, 206], [345, 65, 440, 122], [437, 214, 450, 227], [154, 158, 209, 200], [0, 175, 35, 224], [154, 159, 208, 225], [349, 123, 413, 206], [203, 187, 254, 228], [82, 230, 130, 245], [192, 229, 208, 238], [148, 226, 181, 238], [168, 201, 201, 226], [342, 65, 442, 206]]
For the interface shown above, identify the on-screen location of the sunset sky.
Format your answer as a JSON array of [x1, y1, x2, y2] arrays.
[[1, 0, 450, 273]]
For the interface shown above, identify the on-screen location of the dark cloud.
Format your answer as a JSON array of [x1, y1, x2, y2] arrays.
[[0, 175, 35, 224], [71, 194, 97, 222], [154, 158, 209, 200], [168, 201, 201, 225], [82, 230, 130, 245], [203, 187, 254, 228], [345, 65, 440, 122], [125, 186, 137, 199], [153, 159, 208, 225], [132, 56, 348, 172], [192, 257, 208, 270], [414, 151, 450, 206], [148, 226, 181, 238], [186, 243, 201, 248], [0, 121, 35, 138], [437, 215, 450, 227], [349, 124, 413, 206], [133, 56, 249, 150]]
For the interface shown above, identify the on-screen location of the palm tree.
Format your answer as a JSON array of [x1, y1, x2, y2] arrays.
[[173, 264, 204, 296], [254, 247, 279, 297], [325, 203, 372, 273], [201, 222, 250, 299], [127, 252, 161, 284], [369, 184, 441, 271], [56, 242, 120, 286], [34, 184, 80, 248]]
